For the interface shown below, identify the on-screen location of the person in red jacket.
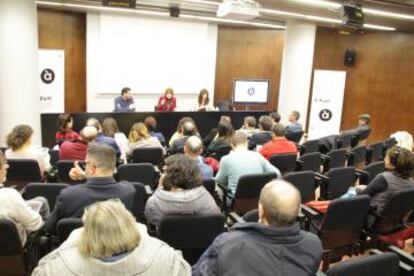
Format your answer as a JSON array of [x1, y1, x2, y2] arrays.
[[55, 114, 80, 145], [59, 126, 98, 161], [156, 88, 176, 112], [259, 123, 298, 159]]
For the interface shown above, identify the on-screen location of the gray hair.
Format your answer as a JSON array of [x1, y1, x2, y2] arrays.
[[185, 136, 203, 154]]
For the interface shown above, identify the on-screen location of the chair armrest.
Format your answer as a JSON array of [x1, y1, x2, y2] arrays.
[[314, 172, 329, 181], [388, 245, 414, 267], [355, 169, 369, 184], [229, 212, 244, 224], [144, 185, 153, 196], [301, 204, 320, 218]]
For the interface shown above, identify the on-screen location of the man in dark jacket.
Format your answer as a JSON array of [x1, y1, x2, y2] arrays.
[[44, 144, 135, 234], [192, 180, 322, 276], [249, 115, 273, 149]]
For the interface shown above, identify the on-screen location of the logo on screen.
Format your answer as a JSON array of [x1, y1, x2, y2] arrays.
[[247, 87, 255, 96], [40, 69, 55, 84], [319, 109, 332, 122]]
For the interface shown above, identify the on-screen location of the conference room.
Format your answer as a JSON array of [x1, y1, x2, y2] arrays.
[[1, 0, 414, 275]]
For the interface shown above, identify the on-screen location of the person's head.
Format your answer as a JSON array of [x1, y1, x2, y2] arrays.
[[176, 117, 197, 134], [358, 114, 371, 126], [244, 116, 257, 129], [102, 117, 119, 138], [270, 112, 281, 124], [259, 180, 301, 227], [84, 144, 116, 178], [217, 122, 234, 140], [198, 89, 210, 105], [231, 131, 248, 150], [128, 122, 150, 143], [80, 126, 98, 144], [57, 113, 74, 133], [0, 152, 9, 184], [78, 199, 140, 258], [121, 87, 131, 100], [391, 131, 414, 151], [384, 146, 414, 179], [184, 136, 203, 158], [182, 121, 196, 136], [271, 123, 285, 138], [6, 125, 33, 151], [86, 118, 102, 133], [220, 116, 231, 124], [144, 116, 157, 132], [164, 88, 174, 100], [258, 116, 273, 131], [288, 111, 300, 123], [161, 154, 202, 191]]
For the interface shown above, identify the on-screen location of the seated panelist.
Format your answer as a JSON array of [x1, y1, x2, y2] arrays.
[[156, 88, 176, 112], [114, 87, 135, 112]]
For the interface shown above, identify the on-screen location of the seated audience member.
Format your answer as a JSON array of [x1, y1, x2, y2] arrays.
[[216, 132, 281, 196], [216, 100, 233, 111], [184, 136, 214, 180], [357, 146, 414, 215], [114, 87, 135, 112], [44, 144, 135, 234], [127, 122, 166, 156], [192, 180, 323, 276], [156, 87, 176, 112], [238, 116, 258, 137], [207, 121, 234, 154], [249, 116, 273, 149], [270, 112, 281, 124], [391, 131, 413, 151], [355, 113, 372, 141], [144, 116, 166, 145], [169, 117, 198, 147], [86, 118, 121, 157], [197, 89, 214, 111], [171, 121, 198, 154], [55, 113, 80, 145], [5, 125, 50, 174], [203, 116, 231, 147], [33, 200, 191, 276], [259, 123, 298, 159], [59, 126, 98, 161], [285, 110, 303, 138], [145, 155, 219, 229], [102, 117, 129, 161], [0, 151, 44, 246]]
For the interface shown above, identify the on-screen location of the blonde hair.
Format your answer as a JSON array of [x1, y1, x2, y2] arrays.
[[128, 122, 150, 143], [77, 200, 140, 258], [391, 131, 414, 151]]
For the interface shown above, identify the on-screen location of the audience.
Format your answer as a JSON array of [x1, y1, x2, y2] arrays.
[[145, 154, 220, 229], [169, 117, 198, 147], [249, 115, 273, 149], [33, 200, 191, 276], [207, 121, 234, 154], [5, 124, 50, 174], [170, 121, 198, 154], [391, 131, 413, 151], [192, 180, 323, 275], [157, 87, 176, 112], [102, 117, 129, 161], [144, 116, 166, 145], [216, 132, 281, 196], [86, 118, 121, 157], [55, 113, 80, 145], [184, 136, 214, 180], [59, 126, 98, 161], [270, 112, 281, 124], [127, 122, 166, 156], [259, 123, 298, 159], [238, 116, 258, 137], [285, 110, 303, 138], [44, 144, 135, 233]]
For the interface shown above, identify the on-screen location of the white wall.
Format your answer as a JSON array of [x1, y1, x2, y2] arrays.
[[87, 13, 218, 112]]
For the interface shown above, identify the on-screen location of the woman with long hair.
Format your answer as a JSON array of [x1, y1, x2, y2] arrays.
[[127, 122, 165, 156], [156, 88, 176, 112]]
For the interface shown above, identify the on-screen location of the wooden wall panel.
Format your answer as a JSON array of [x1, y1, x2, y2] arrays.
[[214, 26, 284, 111], [313, 28, 414, 142], [37, 8, 86, 112]]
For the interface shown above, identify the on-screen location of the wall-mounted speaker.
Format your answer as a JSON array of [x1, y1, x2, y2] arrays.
[[169, 7, 180, 17], [344, 48, 356, 66]]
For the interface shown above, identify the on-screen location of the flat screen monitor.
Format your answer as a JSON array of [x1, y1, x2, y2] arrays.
[[233, 79, 270, 104]]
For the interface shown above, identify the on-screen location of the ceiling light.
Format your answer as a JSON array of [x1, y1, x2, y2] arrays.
[[363, 8, 414, 21], [182, 0, 220, 6], [181, 14, 285, 29], [291, 0, 341, 9], [363, 23, 396, 31]]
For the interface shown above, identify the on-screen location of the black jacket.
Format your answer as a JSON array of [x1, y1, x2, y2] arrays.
[[249, 131, 272, 149], [44, 177, 135, 233], [192, 222, 322, 276]]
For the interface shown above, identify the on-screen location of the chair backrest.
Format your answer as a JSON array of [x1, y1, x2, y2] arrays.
[[131, 147, 163, 165], [49, 149, 60, 168], [233, 172, 278, 214], [5, 159, 42, 189], [130, 182, 149, 220], [243, 209, 259, 222], [326, 252, 399, 276], [23, 183, 69, 210], [117, 163, 155, 187], [0, 219, 26, 276], [57, 160, 85, 184], [301, 139, 320, 155], [326, 149, 348, 170], [348, 145, 367, 168], [367, 141, 384, 163], [286, 130, 304, 143], [269, 153, 297, 175], [202, 179, 216, 198], [322, 167, 356, 200], [57, 218, 83, 243], [337, 132, 356, 149], [284, 171, 317, 203], [362, 161, 385, 185], [158, 214, 225, 265], [383, 137, 397, 154], [319, 195, 370, 249], [299, 152, 322, 173]]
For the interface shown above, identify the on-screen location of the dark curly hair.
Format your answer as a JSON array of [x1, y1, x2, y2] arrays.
[[162, 154, 202, 191], [387, 146, 414, 179], [6, 125, 33, 151]]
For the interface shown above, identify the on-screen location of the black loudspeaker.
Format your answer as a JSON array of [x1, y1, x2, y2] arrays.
[[344, 49, 356, 66], [169, 7, 180, 17]]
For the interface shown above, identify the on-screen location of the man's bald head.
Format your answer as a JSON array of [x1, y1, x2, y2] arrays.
[[184, 136, 203, 157], [80, 126, 98, 143], [259, 180, 301, 227], [182, 121, 196, 136]]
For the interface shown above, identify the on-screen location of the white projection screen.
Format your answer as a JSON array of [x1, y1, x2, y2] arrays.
[[87, 13, 218, 95]]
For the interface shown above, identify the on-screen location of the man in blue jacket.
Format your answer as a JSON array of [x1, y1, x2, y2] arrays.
[[114, 87, 135, 112]]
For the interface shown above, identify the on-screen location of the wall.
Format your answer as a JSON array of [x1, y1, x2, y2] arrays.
[[214, 26, 284, 111], [38, 8, 87, 113], [313, 28, 414, 142]]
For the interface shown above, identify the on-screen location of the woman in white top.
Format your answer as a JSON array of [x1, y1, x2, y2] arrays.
[[102, 117, 129, 162], [197, 89, 215, 111], [5, 125, 50, 174], [127, 122, 166, 157]]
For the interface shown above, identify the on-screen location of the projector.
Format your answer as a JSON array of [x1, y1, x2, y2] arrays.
[[217, 0, 261, 20], [341, 4, 364, 29]]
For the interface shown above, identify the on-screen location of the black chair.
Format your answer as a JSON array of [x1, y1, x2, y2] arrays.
[[5, 159, 42, 190], [320, 167, 358, 200], [356, 127, 372, 144], [0, 219, 26, 276], [23, 183, 69, 210], [300, 139, 320, 155], [324, 149, 348, 172], [337, 131, 356, 149], [202, 179, 216, 198], [359, 161, 385, 185], [284, 171, 320, 203], [242, 209, 259, 222], [326, 252, 399, 276], [269, 153, 297, 175], [131, 147, 163, 166], [367, 141, 384, 163], [130, 182, 150, 221], [348, 145, 367, 168], [298, 152, 322, 173], [209, 145, 231, 161], [286, 130, 304, 143], [57, 160, 85, 184], [117, 163, 156, 187], [49, 149, 59, 168], [56, 218, 83, 244], [383, 137, 397, 158], [158, 214, 225, 265]]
